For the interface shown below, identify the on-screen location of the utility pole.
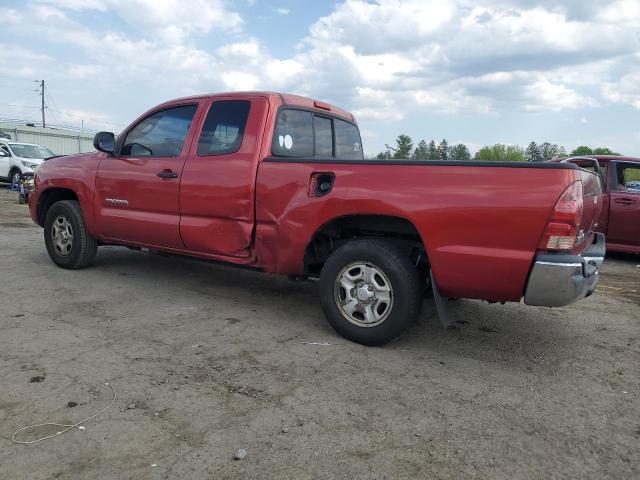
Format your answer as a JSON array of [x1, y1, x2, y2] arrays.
[[35, 80, 46, 127], [40, 80, 45, 128]]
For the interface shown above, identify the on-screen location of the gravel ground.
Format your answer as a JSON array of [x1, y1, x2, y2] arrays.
[[0, 185, 638, 479]]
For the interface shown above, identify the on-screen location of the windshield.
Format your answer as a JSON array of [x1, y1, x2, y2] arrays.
[[9, 144, 54, 159]]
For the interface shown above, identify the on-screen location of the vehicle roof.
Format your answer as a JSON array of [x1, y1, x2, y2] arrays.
[[586, 155, 640, 163], [0, 140, 43, 147], [159, 91, 356, 123], [549, 155, 640, 164]]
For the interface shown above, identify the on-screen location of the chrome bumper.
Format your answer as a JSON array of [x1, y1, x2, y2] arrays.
[[524, 233, 605, 307]]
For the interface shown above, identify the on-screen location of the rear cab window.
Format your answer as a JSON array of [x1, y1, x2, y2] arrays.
[[272, 108, 363, 160]]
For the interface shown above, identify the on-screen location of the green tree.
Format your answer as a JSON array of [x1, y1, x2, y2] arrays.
[[525, 142, 542, 162], [389, 134, 413, 159], [593, 147, 621, 155], [437, 139, 449, 160], [539, 142, 565, 161], [427, 139, 438, 160], [376, 150, 392, 160], [570, 146, 622, 156], [449, 143, 471, 160], [412, 140, 428, 159], [474, 144, 526, 162], [571, 146, 593, 156]]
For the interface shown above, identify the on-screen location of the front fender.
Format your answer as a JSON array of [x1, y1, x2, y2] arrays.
[[32, 153, 103, 235]]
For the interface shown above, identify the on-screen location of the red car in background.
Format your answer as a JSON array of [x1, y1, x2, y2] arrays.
[[550, 156, 640, 254]]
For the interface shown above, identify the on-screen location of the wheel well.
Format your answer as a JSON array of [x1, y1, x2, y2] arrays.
[[37, 188, 78, 226], [304, 215, 429, 276]]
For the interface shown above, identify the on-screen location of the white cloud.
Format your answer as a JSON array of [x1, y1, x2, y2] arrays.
[[36, 0, 107, 10], [523, 78, 597, 112], [602, 68, 640, 110], [109, 0, 243, 42], [220, 72, 261, 91], [36, 0, 243, 42], [217, 40, 261, 59], [2, 0, 640, 151], [276, 7, 290, 16]]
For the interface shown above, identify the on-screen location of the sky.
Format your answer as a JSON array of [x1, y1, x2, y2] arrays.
[[0, 0, 639, 156]]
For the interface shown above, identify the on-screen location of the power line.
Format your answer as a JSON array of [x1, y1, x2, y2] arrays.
[[0, 84, 37, 91], [2, 80, 126, 131], [0, 102, 42, 110], [3, 91, 40, 104]]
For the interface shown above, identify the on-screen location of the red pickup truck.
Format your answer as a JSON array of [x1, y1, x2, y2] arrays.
[[550, 156, 639, 254], [29, 92, 605, 345]]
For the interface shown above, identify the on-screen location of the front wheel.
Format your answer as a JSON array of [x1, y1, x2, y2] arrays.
[[319, 239, 423, 346], [44, 200, 98, 269]]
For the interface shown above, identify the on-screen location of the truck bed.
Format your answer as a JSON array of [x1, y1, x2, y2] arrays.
[[255, 159, 590, 302]]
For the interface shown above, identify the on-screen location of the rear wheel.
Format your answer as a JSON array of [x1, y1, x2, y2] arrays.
[[319, 239, 423, 346], [44, 200, 98, 269]]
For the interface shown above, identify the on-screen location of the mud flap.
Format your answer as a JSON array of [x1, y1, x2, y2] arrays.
[[430, 269, 454, 328]]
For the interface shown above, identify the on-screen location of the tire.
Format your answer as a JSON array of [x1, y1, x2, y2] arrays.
[[319, 239, 423, 346], [18, 193, 27, 204], [44, 200, 98, 269]]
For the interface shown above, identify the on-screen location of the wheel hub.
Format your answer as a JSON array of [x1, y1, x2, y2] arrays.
[[51, 215, 74, 256], [355, 283, 375, 302], [334, 262, 394, 328]]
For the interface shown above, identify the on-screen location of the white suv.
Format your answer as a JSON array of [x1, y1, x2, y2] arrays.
[[0, 140, 55, 187]]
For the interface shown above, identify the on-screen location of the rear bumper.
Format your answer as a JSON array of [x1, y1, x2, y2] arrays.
[[524, 233, 605, 307]]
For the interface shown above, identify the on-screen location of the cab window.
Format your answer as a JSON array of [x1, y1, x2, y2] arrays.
[[314, 115, 333, 157], [334, 119, 363, 160], [272, 108, 363, 159], [272, 109, 314, 157], [197, 100, 251, 156], [617, 163, 640, 193], [121, 105, 197, 157]]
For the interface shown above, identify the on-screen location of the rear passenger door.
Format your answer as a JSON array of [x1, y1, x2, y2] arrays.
[[179, 96, 269, 257]]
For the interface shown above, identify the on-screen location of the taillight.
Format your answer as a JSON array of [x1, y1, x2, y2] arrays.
[[540, 181, 583, 250]]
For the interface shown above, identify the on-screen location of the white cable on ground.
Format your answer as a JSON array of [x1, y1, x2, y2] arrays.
[[11, 382, 117, 445]]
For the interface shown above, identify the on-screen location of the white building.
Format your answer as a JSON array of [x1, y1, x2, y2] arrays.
[[0, 122, 95, 156]]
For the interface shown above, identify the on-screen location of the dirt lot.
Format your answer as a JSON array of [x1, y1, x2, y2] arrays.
[[0, 186, 638, 479]]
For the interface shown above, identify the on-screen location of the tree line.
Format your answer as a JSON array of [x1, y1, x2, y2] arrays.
[[375, 135, 621, 162]]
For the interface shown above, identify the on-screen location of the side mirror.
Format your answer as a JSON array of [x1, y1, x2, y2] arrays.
[[94, 131, 115, 155]]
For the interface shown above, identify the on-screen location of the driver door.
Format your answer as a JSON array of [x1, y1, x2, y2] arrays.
[[94, 103, 200, 248]]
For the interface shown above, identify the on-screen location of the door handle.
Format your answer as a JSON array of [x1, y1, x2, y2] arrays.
[[157, 170, 178, 179], [615, 197, 636, 205]]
